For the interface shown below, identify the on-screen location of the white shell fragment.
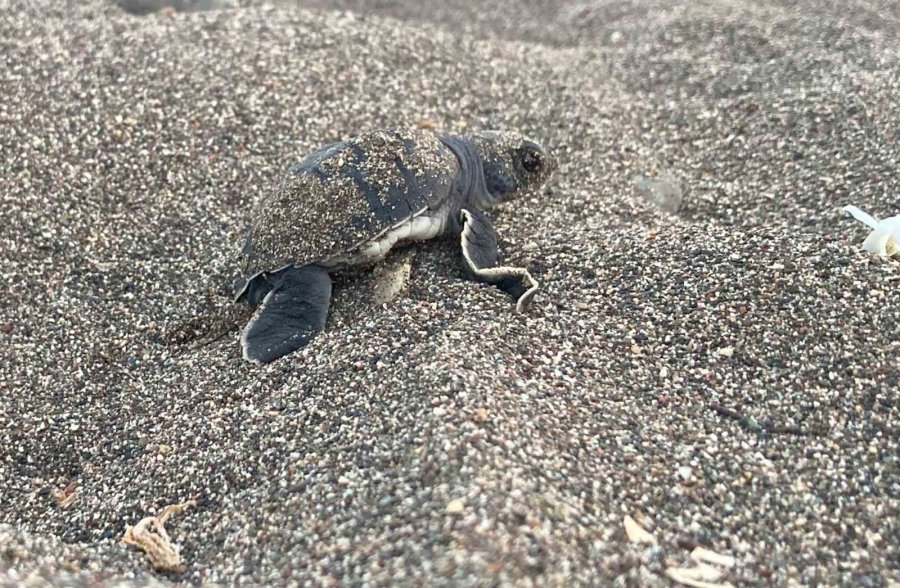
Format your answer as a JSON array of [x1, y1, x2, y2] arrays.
[[665, 542, 737, 587], [632, 171, 684, 214], [665, 562, 734, 588], [691, 546, 736, 568], [623, 514, 658, 545], [842, 205, 900, 259]]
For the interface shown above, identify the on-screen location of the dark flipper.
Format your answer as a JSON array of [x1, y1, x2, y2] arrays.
[[459, 209, 539, 313], [240, 265, 332, 364]]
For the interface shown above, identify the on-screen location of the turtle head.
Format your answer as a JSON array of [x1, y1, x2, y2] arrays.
[[471, 131, 556, 207]]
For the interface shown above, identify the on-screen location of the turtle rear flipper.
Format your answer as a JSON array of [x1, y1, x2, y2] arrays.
[[459, 209, 539, 313], [240, 265, 332, 364]]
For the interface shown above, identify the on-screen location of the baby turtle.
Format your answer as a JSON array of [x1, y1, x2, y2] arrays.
[[233, 128, 556, 363]]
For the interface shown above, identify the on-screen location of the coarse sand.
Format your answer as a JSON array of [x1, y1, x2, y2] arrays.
[[1, 0, 898, 585]]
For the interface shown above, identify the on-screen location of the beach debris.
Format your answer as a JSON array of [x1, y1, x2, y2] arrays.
[[691, 546, 736, 568], [622, 515, 737, 587], [51, 481, 78, 509], [632, 171, 684, 214], [666, 562, 734, 588], [486, 561, 505, 575], [842, 205, 900, 259], [123, 500, 196, 573], [710, 402, 809, 436], [473, 407, 489, 423], [665, 546, 736, 587], [445, 499, 465, 515], [623, 514, 657, 545]]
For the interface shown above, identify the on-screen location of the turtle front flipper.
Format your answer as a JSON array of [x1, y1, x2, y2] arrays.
[[240, 265, 332, 364], [459, 208, 539, 313]]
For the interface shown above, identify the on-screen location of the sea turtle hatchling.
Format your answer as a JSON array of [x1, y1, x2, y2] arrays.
[[233, 128, 557, 364]]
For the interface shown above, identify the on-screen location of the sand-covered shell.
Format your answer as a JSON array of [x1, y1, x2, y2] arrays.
[[240, 128, 460, 281]]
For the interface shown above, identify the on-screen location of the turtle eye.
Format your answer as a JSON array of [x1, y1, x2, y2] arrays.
[[517, 147, 543, 174]]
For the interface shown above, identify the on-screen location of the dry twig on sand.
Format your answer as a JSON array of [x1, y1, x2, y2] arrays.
[[710, 402, 809, 436], [51, 482, 78, 510], [123, 500, 196, 573]]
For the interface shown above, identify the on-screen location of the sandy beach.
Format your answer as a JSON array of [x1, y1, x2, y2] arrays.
[[1, 0, 898, 585]]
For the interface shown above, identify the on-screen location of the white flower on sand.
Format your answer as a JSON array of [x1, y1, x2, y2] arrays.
[[842, 205, 900, 259]]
